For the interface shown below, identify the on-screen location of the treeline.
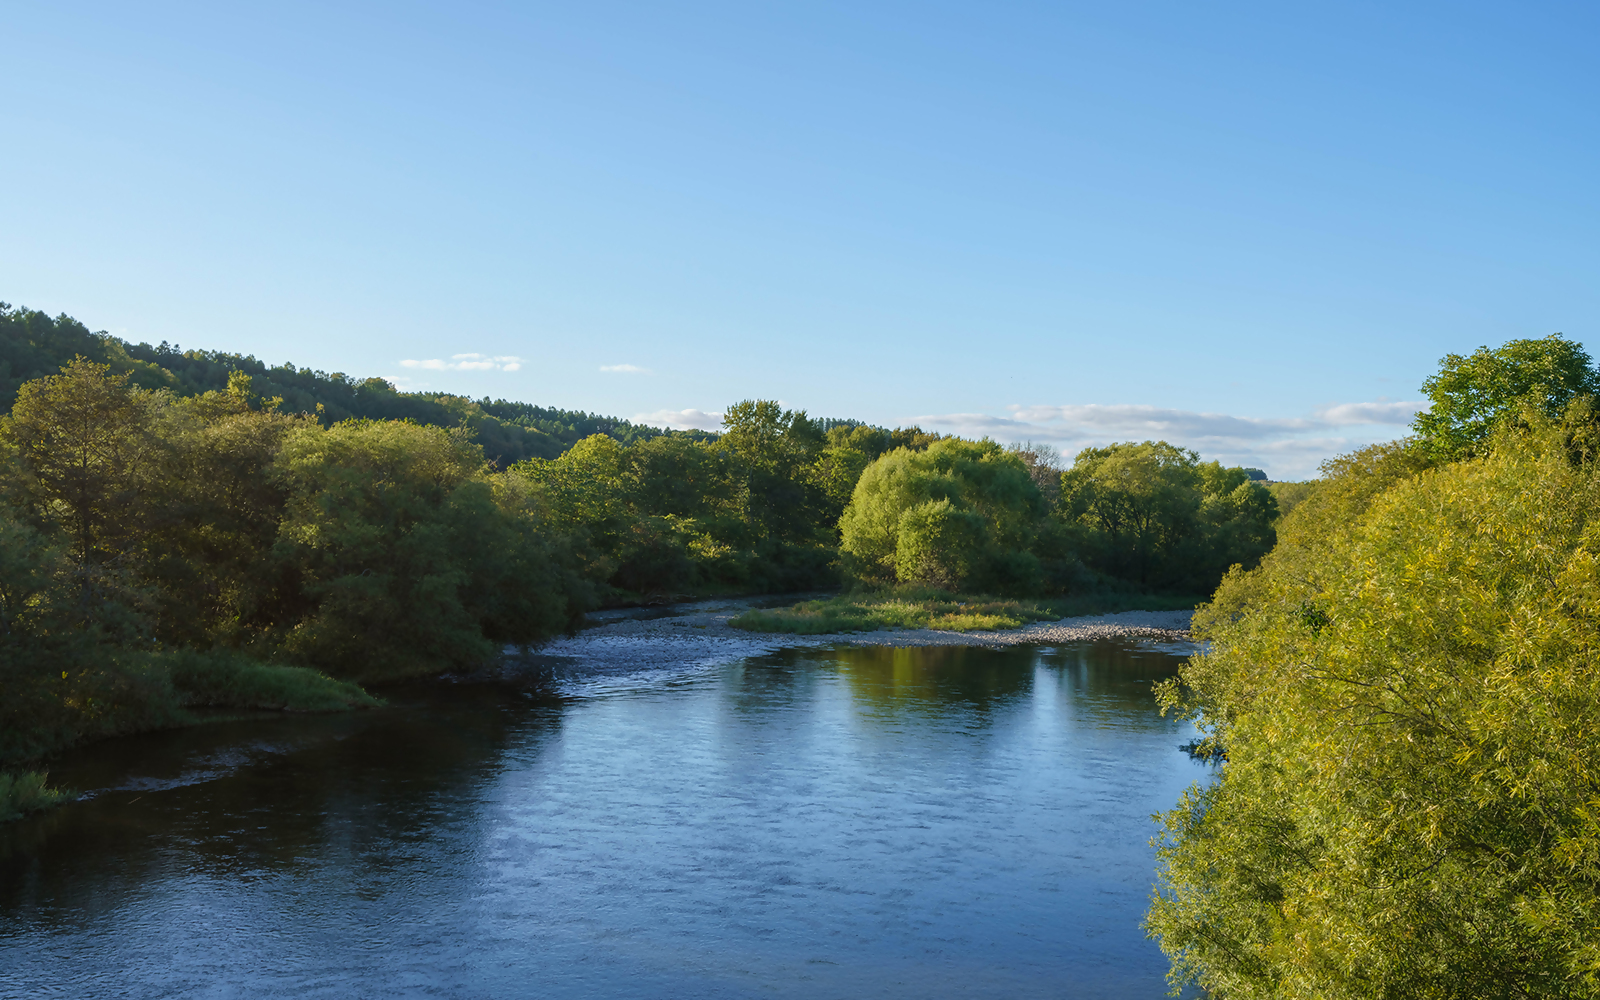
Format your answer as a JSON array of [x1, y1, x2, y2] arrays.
[[0, 303, 708, 463], [1149, 334, 1600, 998], [0, 360, 591, 765]]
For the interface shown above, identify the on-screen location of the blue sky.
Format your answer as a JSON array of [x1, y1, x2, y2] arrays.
[[4, 1, 1597, 478]]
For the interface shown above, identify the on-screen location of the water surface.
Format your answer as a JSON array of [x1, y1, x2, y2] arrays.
[[0, 640, 1204, 999]]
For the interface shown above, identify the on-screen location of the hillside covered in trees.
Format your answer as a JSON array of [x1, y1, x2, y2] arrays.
[[0, 303, 708, 464]]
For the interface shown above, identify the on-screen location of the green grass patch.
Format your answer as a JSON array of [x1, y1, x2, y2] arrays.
[[167, 650, 382, 712], [728, 587, 1201, 635], [0, 771, 75, 822]]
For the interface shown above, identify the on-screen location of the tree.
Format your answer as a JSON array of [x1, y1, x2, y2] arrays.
[[1059, 441, 1201, 587], [1149, 408, 1600, 998], [274, 419, 586, 680], [840, 438, 1043, 592], [1412, 333, 1600, 459], [2, 357, 161, 569], [1058, 441, 1277, 592], [716, 399, 829, 545]]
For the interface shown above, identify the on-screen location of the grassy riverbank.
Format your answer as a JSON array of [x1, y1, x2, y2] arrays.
[[0, 772, 75, 822], [728, 588, 1200, 634], [0, 651, 381, 823]]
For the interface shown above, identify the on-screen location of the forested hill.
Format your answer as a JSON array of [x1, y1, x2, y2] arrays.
[[0, 303, 710, 463]]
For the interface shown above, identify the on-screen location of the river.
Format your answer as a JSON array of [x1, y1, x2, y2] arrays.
[[0, 639, 1206, 999]]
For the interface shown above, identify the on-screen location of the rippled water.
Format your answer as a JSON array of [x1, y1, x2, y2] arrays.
[[0, 641, 1205, 999]]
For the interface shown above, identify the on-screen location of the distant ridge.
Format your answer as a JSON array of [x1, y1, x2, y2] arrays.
[[0, 303, 713, 464]]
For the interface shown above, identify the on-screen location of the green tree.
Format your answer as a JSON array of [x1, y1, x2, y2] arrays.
[[1412, 332, 1600, 460], [1059, 441, 1276, 592], [840, 438, 1043, 592], [1059, 441, 1200, 587], [274, 419, 586, 680], [1149, 408, 1600, 998], [2, 357, 161, 570]]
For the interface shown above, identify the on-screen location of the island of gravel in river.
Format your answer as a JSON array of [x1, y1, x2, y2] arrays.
[[512, 598, 1195, 679]]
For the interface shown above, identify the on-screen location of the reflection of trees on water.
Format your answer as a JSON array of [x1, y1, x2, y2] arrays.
[[0, 680, 565, 926], [749, 641, 1195, 724], [1033, 642, 1197, 724]]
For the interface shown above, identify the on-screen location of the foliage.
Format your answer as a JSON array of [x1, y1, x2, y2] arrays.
[[1264, 480, 1316, 520], [840, 438, 1045, 593], [1148, 406, 1600, 998], [516, 401, 860, 598], [1059, 441, 1278, 592], [1412, 332, 1600, 460], [0, 772, 74, 823], [274, 418, 589, 680], [165, 649, 379, 711], [730, 589, 1063, 634]]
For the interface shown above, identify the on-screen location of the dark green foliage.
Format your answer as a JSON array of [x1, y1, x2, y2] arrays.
[[515, 401, 862, 598], [165, 649, 379, 711], [273, 419, 591, 680], [0, 357, 598, 783], [0, 773, 74, 822], [1058, 441, 1278, 593]]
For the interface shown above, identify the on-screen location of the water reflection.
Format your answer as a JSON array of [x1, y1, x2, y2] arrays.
[[0, 640, 1204, 999]]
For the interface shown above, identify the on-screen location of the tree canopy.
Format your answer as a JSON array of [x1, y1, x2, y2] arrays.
[[1149, 335, 1600, 997], [1412, 332, 1600, 460], [839, 438, 1047, 593]]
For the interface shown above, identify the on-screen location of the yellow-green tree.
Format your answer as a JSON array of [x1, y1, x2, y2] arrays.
[[1148, 409, 1600, 997]]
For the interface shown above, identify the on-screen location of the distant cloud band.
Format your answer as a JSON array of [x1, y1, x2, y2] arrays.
[[401, 353, 524, 372], [912, 399, 1428, 480]]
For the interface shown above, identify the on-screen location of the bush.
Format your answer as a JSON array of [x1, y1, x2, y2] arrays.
[[0, 772, 74, 823]]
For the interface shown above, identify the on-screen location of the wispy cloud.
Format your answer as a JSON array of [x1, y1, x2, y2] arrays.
[[600, 363, 651, 374], [1008, 404, 1315, 440], [635, 408, 724, 431], [400, 353, 524, 372], [1315, 400, 1428, 425], [912, 399, 1429, 481]]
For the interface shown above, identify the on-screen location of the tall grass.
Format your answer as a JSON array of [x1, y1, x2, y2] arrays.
[[0, 772, 74, 822], [166, 650, 380, 712], [0, 649, 382, 782]]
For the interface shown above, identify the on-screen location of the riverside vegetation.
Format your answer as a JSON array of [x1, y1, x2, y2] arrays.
[[1150, 333, 1600, 998], [6, 304, 1595, 995], [0, 303, 1281, 820]]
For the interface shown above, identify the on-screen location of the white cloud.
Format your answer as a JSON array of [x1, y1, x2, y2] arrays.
[[600, 363, 651, 374], [1007, 403, 1315, 440], [400, 354, 524, 372], [1315, 400, 1427, 425], [635, 408, 724, 431], [911, 399, 1428, 481]]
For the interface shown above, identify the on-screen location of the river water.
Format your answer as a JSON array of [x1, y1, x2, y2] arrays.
[[0, 640, 1205, 999]]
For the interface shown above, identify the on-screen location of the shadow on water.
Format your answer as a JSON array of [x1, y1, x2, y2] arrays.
[[0, 639, 1208, 1000]]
